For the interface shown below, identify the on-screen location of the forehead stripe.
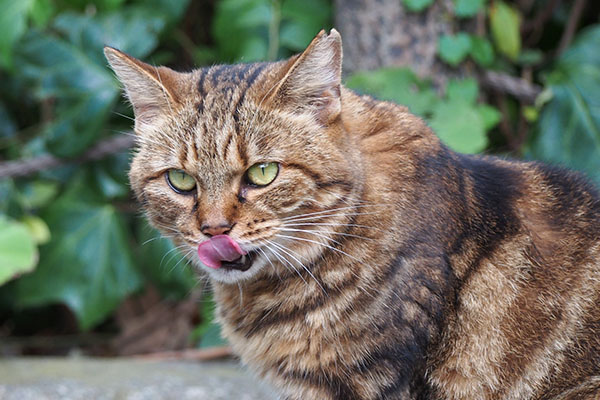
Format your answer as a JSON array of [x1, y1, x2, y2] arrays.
[[232, 63, 268, 129], [210, 64, 230, 86], [197, 68, 208, 97]]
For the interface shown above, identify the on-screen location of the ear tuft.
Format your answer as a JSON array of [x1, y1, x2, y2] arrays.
[[272, 29, 343, 124], [104, 47, 181, 131]]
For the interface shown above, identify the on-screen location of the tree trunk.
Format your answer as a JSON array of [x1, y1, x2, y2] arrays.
[[334, 0, 460, 88]]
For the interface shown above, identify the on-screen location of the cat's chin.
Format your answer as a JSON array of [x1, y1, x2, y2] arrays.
[[193, 251, 266, 284]]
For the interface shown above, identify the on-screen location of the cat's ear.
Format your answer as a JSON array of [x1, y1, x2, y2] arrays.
[[271, 29, 342, 124], [104, 47, 181, 130]]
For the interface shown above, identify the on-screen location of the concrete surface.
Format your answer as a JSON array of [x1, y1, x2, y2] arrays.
[[0, 357, 278, 400]]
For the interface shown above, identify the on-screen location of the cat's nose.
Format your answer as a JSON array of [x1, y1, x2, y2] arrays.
[[201, 222, 234, 237]]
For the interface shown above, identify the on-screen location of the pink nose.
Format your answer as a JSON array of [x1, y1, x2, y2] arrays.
[[201, 223, 233, 237]]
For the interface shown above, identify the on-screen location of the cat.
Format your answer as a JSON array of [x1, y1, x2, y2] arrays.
[[104, 29, 600, 399]]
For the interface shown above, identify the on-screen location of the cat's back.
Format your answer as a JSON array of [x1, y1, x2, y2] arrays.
[[428, 154, 600, 399], [343, 89, 600, 397]]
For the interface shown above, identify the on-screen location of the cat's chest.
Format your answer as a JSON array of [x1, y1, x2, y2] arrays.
[[219, 301, 358, 372]]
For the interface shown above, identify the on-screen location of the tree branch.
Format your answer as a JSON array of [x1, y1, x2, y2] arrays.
[[479, 71, 542, 104], [0, 134, 135, 179]]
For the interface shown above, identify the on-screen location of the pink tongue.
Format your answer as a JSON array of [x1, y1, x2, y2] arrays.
[[197, 235, 246, 269]]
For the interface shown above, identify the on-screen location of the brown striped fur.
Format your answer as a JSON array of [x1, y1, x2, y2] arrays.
[[105, 30, 600, 399]]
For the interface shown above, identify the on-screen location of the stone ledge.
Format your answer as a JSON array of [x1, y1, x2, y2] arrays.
[[0, 357, 278, 400]]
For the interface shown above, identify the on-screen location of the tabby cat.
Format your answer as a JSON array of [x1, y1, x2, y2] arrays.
[[104, 30, 600, 399]]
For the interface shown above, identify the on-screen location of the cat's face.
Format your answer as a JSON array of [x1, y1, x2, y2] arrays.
[[106, 30, 361, 283]]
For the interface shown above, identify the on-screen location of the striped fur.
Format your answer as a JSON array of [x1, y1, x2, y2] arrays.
[[105, 30, 600, 399]]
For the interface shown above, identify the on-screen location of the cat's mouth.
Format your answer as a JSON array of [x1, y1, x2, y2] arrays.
[[221, 251, 257, 272]]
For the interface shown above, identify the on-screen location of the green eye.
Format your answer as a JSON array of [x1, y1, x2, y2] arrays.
[[246, 162, 279, 186], [166, 169, 196, 193]]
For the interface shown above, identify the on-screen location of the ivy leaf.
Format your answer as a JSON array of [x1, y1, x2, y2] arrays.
[[345, 68, 439, 117], [11, 178, 142, 329], [140, 0, 190, 23], [0, 217, 37, 286], [29, 0, 54, 28], [438, 33, 472, 67], [477, 104, 502, 130], [0, 100, 17, 139], [489, 1, 521, 61], [280, 0, 331, 51], [14, 9, 166, 157], [0, 0, 34, 69], [446, 78, 479, 105], [454, 0, 486, 17], [469, 36, 494, 67], [402, 0, 435, 12], [430, 100, 488, 154], [528, 26, 600, 184], [213, 0, 271, 61], [21, 215, 51, 245]]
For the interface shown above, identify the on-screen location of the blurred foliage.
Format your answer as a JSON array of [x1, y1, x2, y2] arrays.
[[0, 0, 599, 349], [346, 70, 500, 153], [528, 26, 600, 182]]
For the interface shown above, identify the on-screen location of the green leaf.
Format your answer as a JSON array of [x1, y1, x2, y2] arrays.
[[21, 215, 51, 245], [29, 0, 54, 28], [0, 180, 21, 216], [213, 0, 271, 61], [489, 1, 521, 61], [138, 0, 190, 23], [18, 181, 59, 210], [522, 106, 539, 123], [446, 78, 479, 105], [0, 0, 34, 69], [402, 0, 435, 12], [438, 33, 472, 67], [454, 0, 486, 17], [477, 104, 502, 130], [15, 9, 166, 157], [469, 36, 494, 67], [430, 100, 488, 154], [0, 216, 37, 286], [279, 22, 313, 50], [529, 26, 600, 184], [280, 0, 331, 51], [12, 179, 142, 329], [0, 100, 17, 139], [517, 49, 543, 66], [345, 68, 439, 117]]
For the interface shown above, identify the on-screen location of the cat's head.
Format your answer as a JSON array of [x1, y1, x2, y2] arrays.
[[105, 30, 363, 283]]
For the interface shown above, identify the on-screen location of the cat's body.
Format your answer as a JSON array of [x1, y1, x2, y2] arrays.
[[105, 30, 600, 399]]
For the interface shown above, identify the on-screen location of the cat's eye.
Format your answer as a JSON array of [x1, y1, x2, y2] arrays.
[[166, 169, 196, 193], [246, 162, 279, 186]]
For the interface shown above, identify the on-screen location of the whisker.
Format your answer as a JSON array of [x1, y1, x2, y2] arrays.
[[282, 211, 383, 224], [276, 234, 364, 264], [281, 203, 389, 221], [255, 247, 281, 281], [263, 243, 309, 286], [160, 243, 190, 267], [237, 282, 244, 309], [266, 240, 327, 295], [278, 227, 375, 242], [141, 236, 164, 246], [168, 248, 193, 275], [281, 221, 386, 233], [112, 111, 135, 122]]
